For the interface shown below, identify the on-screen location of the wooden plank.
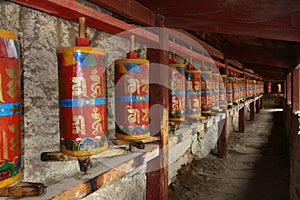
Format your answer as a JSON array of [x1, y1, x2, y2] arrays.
[[0, 182, 45, 197], [238, 107, 245, 133], [165, 16, 300, 42], [88, 0, 156, 26], [146, 14, 169, 200]]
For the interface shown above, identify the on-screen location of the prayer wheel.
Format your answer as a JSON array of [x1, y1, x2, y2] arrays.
[[212, 66, 220, 111], [219, 73, 227, 109], [57, 47, 108, 156], [201, 62, 212, 116], [232, 73, 239, 105], [185, 64, 202, 119], [227, 72, 233, 107], [238, 77, 245, 102], [169, 58, 185, 122], [246, 77, 251, 99], [115, 58, 150, 140], [0, 30, 21, 188]]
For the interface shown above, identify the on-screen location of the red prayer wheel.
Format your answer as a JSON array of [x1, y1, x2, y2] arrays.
[[232, 73, 239, 105], [115, 58, 150, 140], [57, 47, 108, 156], [0, 30, 21, 188], [212, 66, 220, 111], [185, 64, 202, 119], [227, 73, 233, 107], [169, 59, 185, 122], [238, 77, 245, 102], [201, 62, 212, 115], [219, 74, 227, 109]]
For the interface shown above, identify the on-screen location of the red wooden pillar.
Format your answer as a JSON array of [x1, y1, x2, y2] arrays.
[[256, 98, 260, 113], [287, 73, 292, 105], [284, 79, 287, 99], [146, 15, 169, 200], [218, 114, 228, 157], [250, 101, 255, 121], [292, 68, 300, 112], [238, 107, 245, 132], [217, 56, 229, 157]]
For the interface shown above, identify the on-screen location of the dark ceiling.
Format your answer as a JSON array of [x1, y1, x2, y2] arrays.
[[90, 0, 300, 80]]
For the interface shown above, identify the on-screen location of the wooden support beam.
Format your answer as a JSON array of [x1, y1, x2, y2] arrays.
[[223, 46, 295, 68], [88, 0, 156, 26], [250, 102, 255, 121], [165, 16, 300, 42], [256, 99, 260, 113], [287, 73, 292, 105], [146, 15, 169, 200], [292, 67, 300, 112], [238, 107, 245, 133], [260, 96, 264, 109], [217, 115, 228, 157]]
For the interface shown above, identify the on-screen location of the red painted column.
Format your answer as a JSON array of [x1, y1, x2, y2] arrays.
[[146, 15, 169, 200], [287, 73, 292, 105], [250, 101, 255, 121], [292, 68, 300, 112]]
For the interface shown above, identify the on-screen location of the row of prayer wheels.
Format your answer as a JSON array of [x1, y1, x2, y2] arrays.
[[168, 59, 264, 123], [0, 27, 264, 188]]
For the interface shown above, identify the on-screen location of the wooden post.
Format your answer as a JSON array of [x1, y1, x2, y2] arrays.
[[250, 101, 255, 121], [218, 113, 228, 157], [146, 15, 169, 200], [292, 68, 300, 113], [256, 98, 260, 113], [238, 107, 245, 132], [217, 55, 229, 157], [287, 73, 292, 105], [260, 95, 264, 109]]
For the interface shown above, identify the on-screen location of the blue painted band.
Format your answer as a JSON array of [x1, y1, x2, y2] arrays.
[[60, 97, 106, 107], [0, 102, 20, 117], [186, 91, 201, 96], [116, 95, 149, 103]]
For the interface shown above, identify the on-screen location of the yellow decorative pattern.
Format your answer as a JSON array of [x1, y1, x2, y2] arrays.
[[0, 30, 18, 41], [0, 172, 21, 189], [115, 133, 150, 141], [61, 144, 108, 157]]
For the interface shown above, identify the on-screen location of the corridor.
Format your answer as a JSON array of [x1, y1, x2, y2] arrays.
[[169, 108, 289, 200]]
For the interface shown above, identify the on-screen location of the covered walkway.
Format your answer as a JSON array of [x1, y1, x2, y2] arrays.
[[169, 107, 289, 200]]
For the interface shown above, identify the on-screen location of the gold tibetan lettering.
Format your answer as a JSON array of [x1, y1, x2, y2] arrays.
[[6, 68, 19, 100], [72, 77, 87, 97], [0, 74, 4, 103], [124, 75, 140, 95], [90, 69, 103, 97], [91, 108, 104, 135], [127, 105, 140, 124], [72, 115, 86, 135], [9, 124, 19, 153], [142, 108, 149, 122]]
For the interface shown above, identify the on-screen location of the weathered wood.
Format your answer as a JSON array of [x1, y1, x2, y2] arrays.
[[287, 73, 292, 105], [260, 95, 264, 109], [256, 99, 260, 113], [41, 148, 128, 162], [88, 0, 156, 26], [238, 107, 245, 133], [146, 14, 169, 200], [292, 68, 300, 112], [0, 182, 45, 197], [250, 102, 255, 121], [218, 113, 228, 157]]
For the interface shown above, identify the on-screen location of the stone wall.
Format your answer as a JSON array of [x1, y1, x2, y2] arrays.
[[284, 102, 300, 200], [1, 1, 245, 199]]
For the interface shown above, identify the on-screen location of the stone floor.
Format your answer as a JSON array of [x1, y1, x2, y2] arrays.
[[169, 108, 289, 200]]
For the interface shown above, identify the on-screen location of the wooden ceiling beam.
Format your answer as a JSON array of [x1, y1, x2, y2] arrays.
[[88, 0, 156, 26], [165, 16, 300, 42], [222, 46, 295, 68]]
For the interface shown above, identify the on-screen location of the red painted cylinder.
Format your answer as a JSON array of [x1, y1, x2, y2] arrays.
[[219, 74, 227, 109], [57, 47, 108, 156], [232, 74, 239, 104], [227, 73, 233, 106], [201, 63, 212, 115], [115, 59, 150, 140], [212, 66, 220, 111], [0, 30, 21, 188], [238, 77, 245, 102], [185, 64, 202, 119], [169, 60, 185, 122]]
